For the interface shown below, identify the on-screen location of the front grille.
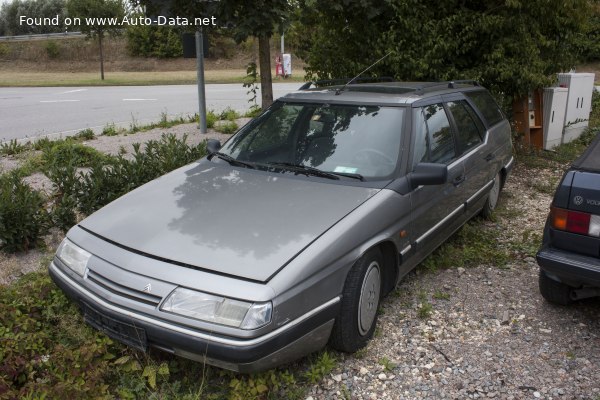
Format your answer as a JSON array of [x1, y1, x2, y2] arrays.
[[87, 269, 162, 307]]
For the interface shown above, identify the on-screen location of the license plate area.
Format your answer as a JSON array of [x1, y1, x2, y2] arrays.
[[82, 303, 148, 352]]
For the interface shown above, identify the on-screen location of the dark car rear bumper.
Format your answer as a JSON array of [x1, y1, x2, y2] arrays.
[[536, 245, 600, 288], [49, 261, 339, 373]]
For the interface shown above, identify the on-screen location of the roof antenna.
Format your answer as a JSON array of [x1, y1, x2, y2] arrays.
[[335, 51, 392, 95]]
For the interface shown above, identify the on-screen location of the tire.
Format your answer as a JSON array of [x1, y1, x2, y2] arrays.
[[481, 172, 501, 219], [539, 270, 574, 305], [329, 248, 383, 353]]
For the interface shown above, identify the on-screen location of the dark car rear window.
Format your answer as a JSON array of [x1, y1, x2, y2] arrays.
[[465, 90, 504, 127], [572, 132, 600, 173]]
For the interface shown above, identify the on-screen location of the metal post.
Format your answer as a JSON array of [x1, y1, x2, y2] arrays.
[[280, 32, 284, 55], [196, 29, 207, 133]]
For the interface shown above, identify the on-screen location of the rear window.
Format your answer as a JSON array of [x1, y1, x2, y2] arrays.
[[464, 90, 504, 127]]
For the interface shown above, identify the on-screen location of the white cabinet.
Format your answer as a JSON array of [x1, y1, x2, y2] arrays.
[[557, 73, 595, 144], [542, 87, 568, 150]]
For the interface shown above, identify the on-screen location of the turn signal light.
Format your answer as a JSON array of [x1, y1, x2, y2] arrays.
[[550, 206, 600, 237]]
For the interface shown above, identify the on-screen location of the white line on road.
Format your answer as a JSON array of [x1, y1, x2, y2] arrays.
[[58, 89, 87, 94], [40, 100, 81, 103], [122, 98, 158, 101]]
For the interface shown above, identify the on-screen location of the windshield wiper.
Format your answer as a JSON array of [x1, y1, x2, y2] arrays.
[[210, 152, 256, 169], [267, 162, 340, 180], [329, 171, 364, 181]]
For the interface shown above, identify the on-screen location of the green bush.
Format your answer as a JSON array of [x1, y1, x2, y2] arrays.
[[44, 40, 60, 59], [74, 128, 95, 141], [0, 139, 28, 156], [126, 20, 183, 58], [215, 121, 239, 134], [244, 106, 262, 118], [0, 173, 49, 252], [0, 272, 120, 398], [219, 107, 240, 121], [206, 110, 218, 128]]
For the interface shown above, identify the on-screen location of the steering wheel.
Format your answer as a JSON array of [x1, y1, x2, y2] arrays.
[[352, 149, 395, 166]]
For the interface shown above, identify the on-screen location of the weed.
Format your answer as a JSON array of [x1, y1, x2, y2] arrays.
[[219, 107, 240, 121], [378, 357, 396, 372], [244, 106, 262, 118], [421, 221, 510, 272], [206, 110, 218, 128], [74, 128, 95, 141], [0, 139, 28, 156], [102, 123, 119, 136], [353, 347, 368, 359], [215, 121, 239, 134], [44, 40, 60, 59], [433, 291, 450, 300], [304, 351, 336, 384], [417, 302, 433, 319], [511, 229, 542, 257], [32, 137, 53, 151], [243, 61, 259, 108]]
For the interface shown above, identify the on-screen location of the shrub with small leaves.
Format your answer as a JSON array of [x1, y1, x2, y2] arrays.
[[0, 173, 49, 252], [215, 121, 239, 135], [74, 128, 95, 141], [219, 107, 240, 121], [0, 139, 28, 156]]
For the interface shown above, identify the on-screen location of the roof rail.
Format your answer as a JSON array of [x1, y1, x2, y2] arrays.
[[298, 76, 394, 90], [447, 80, 480, 88]]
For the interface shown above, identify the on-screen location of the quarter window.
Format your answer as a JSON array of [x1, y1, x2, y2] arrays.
[[464, 90, 504, 127]]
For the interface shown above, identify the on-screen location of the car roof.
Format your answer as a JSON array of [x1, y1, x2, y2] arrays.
[[281, 80, 486, 106]]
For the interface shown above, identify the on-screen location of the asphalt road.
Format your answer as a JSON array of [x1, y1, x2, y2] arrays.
[[0, 83, 302, 142]]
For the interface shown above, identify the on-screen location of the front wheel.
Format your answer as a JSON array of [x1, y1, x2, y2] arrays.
[[329, 248, 383, 352]]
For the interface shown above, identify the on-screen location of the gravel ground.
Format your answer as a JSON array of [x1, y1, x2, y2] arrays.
[[307, 164, 600, 400], [1, 127, 599, 399]]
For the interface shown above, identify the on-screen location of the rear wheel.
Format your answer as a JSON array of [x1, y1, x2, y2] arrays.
[[539, 270, 574, 305], [330, 249, 382, 352], [481, 172, 501, 219]]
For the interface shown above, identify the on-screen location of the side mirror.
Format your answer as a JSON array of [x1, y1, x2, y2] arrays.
[[206, 139, 221, 155], [409, 163, 448, 189]]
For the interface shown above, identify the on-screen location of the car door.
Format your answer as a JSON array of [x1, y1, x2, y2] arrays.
[[444, 97, 494, 214], [407, 102, 466, 264]]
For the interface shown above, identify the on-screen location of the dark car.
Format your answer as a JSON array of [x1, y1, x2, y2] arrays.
[[537, 133, 600, 304], [50, 80, 513, 372]]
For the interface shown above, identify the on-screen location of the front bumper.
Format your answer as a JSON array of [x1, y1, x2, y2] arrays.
[[536, 245, 600, 288], [49, 261, 339, 373]]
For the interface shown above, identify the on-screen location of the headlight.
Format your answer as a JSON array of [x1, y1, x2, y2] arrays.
[[160, 287, 272, 330], [56, 238, 91, 277]]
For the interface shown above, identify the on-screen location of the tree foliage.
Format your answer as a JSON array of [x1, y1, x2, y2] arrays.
[[0, 0, 67, 36], [126, 14, 183, 58], [292, 0, 595, 97], [66, 0, 125, 79]]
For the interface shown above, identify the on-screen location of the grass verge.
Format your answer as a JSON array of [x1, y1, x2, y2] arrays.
[[0, 70, 305, 87]]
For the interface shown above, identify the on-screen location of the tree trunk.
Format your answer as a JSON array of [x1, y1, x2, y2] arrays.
[[258, 34, 273, 110], [98, 33, 104, 80]]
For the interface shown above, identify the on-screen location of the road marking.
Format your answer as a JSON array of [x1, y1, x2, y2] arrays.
[[123, 98, 157, 101], [40, 100, 81, 103], [58, 89, 87, 94]]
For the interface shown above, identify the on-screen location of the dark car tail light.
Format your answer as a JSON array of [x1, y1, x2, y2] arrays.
[[551, 206, 600, 237]]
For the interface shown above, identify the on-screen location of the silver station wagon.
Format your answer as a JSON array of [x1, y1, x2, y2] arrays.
[[50, 81, 513, 372]]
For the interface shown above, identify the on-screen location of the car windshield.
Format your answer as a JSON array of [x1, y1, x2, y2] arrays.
[[219, 102, 405, 179]]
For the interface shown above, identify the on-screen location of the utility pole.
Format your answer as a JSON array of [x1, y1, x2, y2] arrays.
[[196, 28, 207, 133]]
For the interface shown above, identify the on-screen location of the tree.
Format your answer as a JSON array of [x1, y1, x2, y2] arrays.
[[133, 0, 291, 110], [67, 0, 125, 80], [0, 0, 67, 36], [292, 0, 594, 98]]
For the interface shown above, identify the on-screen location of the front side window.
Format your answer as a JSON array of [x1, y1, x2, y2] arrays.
[[447, 100, 483, 154], [415, 103, 455, 164], [220, 102, 405, 179]]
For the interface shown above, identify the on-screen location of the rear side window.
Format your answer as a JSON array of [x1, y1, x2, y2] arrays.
[[464, 90, 504, 127], [447, 100, 483, 154], [414, 104, 455, 164]]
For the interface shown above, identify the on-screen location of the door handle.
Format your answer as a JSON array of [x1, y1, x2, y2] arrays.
[[485, 153, 495, 162], [452, 175, 465, 186]]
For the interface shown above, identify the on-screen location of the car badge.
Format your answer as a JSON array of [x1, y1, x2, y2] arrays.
[[574, 195, 584, 206], [143, 283, 152, 293]]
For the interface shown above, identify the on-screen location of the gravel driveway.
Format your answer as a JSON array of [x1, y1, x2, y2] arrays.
[[1, 126, 599, 399], [307, 164, 600, 400]]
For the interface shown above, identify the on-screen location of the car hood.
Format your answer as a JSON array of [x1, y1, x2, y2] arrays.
[[79, 162, 379, 282]]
